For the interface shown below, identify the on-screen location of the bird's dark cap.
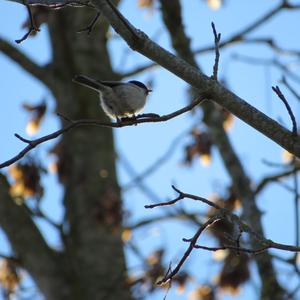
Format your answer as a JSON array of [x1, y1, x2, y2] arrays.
[[129, 80, 152, 93]]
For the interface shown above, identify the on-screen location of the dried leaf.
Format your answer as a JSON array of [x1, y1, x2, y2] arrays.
[[0, 259, 21, 297], [23, 101, 46, 136], [189, 285, 215, 300], [217, 252, 250, 294], [122, 229, 132, 242], [138, 0, 154, 8], [9, 162, 44, 199], [207, 0, 222, 10]]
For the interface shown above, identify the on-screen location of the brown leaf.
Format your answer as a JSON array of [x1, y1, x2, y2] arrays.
[[0, 259, 21, 297], [217, 252, 250, 294], [138, 0, 154, 8], [9, 162, 44, 199], [23, 101, 47, 136]]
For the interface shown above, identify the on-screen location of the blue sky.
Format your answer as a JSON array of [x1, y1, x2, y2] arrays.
[[1, 0, 300, 299]]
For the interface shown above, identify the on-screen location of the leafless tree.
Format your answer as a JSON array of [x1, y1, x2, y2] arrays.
[[0, 1, 300, 300]]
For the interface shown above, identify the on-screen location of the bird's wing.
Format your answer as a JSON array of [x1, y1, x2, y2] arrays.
[[73, 75, 103, 92], [73, 75, 125, 91], [98, 81, 126, 87]]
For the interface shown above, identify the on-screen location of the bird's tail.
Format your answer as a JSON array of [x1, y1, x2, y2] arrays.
[[73, 75, 102, 92]]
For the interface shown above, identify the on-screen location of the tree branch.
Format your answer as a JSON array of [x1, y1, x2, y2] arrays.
[[255, 166, 300, 195], [15, 3, 40, 44], [6, 0, 91, 5], [0, 37, 52, 87], [146, 186, 300, 284], [0, 174, 67, 298], [272, 85, 298, 136], [211, 22, 221, 80], [195, 1, 300, 55], [145, 185, 221, 210], [232, 54, 300, 84], [91, 0, 300, 158], [157, 214, 222, 284], [158, 1, 286, 296], [0, 97, 203, 169], [3, 0, 300, 156]]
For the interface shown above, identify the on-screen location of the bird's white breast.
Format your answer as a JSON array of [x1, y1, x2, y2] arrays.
[[99, 84, 147, 119]]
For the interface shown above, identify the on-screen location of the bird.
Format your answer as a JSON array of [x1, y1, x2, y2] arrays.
[[73, 75, 152, 121]]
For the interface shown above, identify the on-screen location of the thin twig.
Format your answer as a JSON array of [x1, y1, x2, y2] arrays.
[[195, 1, 300, 56], [232, 54, 300, 84], [292, 156, 300, 268], [190, 244, 269, 254], [255, 166, 300, 195], [77, 12, 101, 34], [156, 214, 222, 284], [14, 133, 32, 144], [211, 22, 221, 80], [144, 185, 221, 210], [15, 3, 40, 44], [144, 186, 300, 285], [0, 253, 20, 264], [162, 263, 172, 299], [0, 98, 203, 169], [272, 85, 298, 136]]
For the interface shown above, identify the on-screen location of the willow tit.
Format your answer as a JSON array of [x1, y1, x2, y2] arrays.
[[73, 75, 152, 121]]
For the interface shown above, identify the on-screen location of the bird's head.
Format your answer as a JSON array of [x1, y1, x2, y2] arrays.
[[129, 80, 152, 95]]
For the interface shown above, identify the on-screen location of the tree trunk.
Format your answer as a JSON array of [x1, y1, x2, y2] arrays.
[[15, 6, 133, 300]]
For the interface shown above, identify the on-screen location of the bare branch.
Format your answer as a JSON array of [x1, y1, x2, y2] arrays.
[[77, 12, 101, 34], [195, 1, 300, 55], [196, 37, 300, 57], [156, 214, 222, 284], [255, 166, 300, 195], [15, 4, 40, 44], [145, 186, 300, 284], [211, 22, 221, 80], [6, 0, 92, 6], [0, 98, 203, 169], [145, 185, 221, 210], [3, 0, 300, 156], [190, 241, 300, 254], [232, 54, 300, 84], [293, 158, 300, 256], [91, 0, 300, 158], [0, 37, 52, 86], [191, 244, 268, 255], [0, 253, 20, 265], [272, 85, 298, 136], [0, 175, 65, 295]]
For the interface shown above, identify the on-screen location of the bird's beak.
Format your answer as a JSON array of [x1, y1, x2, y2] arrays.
[[147, 89, 152, 93]]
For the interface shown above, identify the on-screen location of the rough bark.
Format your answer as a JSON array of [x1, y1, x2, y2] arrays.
[[0, 4, 134, 300], [46, 7, 133, 300], [0, 175, 76, 300]]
